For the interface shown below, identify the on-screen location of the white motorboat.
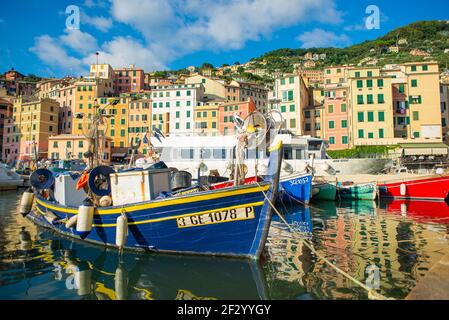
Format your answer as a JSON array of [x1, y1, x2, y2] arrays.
[[0, 163, 24, 191], [148, 133, 392, 178]]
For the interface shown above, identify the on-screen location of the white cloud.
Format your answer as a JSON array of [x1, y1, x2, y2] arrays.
[[60, 29, 99, 55], [297, 28, 351, 48], [81, 12, 113, 32], [30, 35, 84, 75], [83, 37, 167, 71]]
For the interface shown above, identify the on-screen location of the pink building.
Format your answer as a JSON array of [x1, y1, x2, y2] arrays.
[[2, 117, 19, 163], [0, 98, 13, 161], [323, 86, 350, 150], [114, 65, 145, 93], [218, 98, 256, 136]]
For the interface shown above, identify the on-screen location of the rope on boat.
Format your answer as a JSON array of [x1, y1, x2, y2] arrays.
[[256, 181, 392, 300]]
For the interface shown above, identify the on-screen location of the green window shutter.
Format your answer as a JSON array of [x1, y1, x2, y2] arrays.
[[290, 105, 295, 112], [110, 129, 115, 136], [367, 71, 373, 77], [341, 104, 347, 112], [377, 79, 384, 87], [212, 122, 216, 129], [368, 132, 374, 139], [358, 112, 364, 122], [399, 84, 405, 93], [357, 80, 363, 88], [357, 95, 364, 104], [186, 123, 190, 129], [341, 120, 347, 128], [411, 65, 417, 72], [329, 121, 335, 129], [418, 96, 422, 104], [329, 137, 335, 145], [378, 111, 385, 122], [413, 111, 419, 121], [290, 118, 296, 128], [328, 105, 333, 113], [176, 123, 180, 129], [368, 112, 374, 122], [355, 72, 361, 78], [280, 78, 285, 85], [414, 132, 420, 138], [187, 111, 191, 117], [367, 94, 374, 104], [224, 116, 228, 123], [422, 65, 428, 71], [379, 129, 384, 138], [406, 117, 410, 125], [287, 90, 294, 101], [411, 79, 418, 87], [176, 111, 180, 118], [358, 129, 364, 138], [342, 136, 348, 144], [378, 94, 385, 104], [289, 77, 294, 84], [367, 80, 373, 88], [281, 105, 286, 112]]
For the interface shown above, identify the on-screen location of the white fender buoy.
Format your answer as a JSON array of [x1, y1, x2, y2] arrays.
[[99, 195, 112, 207], [75, 268, 92, 296], [400, 183, 407, 196], [19, 188, 35, 216], [115, 265, 128, 300], [65, 215, 78, 229], [401, 203, 407, 216], [116, 212, 128, 249], [76, 198, 95, 239]]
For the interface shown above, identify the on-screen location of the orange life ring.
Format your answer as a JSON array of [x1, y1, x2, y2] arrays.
[[76, 172, 89, 190]]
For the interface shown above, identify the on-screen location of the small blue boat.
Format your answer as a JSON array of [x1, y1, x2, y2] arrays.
[[279, 172, 313, 205], [26, 142, 283, 260]]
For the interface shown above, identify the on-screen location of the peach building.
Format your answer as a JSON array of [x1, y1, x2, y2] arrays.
[[323, 86, 350, 150], [48, 134, 112, 164], [115, 65, 145, 93], [218, 98, 256, 136]]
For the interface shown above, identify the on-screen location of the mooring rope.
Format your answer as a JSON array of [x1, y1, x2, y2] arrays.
[[256, 181, 392, 300]]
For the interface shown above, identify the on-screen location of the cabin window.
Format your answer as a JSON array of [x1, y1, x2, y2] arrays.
[[181, 148, 194, 159], [213, 148, 226, 159], [199, 149, 211, 159], [283, 147, 293, 160]]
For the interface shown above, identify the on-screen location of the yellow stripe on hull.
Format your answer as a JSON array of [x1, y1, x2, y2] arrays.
[[35, 184, 269, 216]]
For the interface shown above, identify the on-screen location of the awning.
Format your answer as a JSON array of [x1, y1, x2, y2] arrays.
[[400, 143, 448, 156]]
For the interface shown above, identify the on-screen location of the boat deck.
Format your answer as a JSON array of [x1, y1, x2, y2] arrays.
[[320, 173, 436, 185]]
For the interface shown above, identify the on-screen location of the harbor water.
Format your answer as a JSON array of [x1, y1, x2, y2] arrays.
[[1, 190, 448, 300]]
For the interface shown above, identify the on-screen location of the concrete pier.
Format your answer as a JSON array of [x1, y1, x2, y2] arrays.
[[406, 254, 449, 300]]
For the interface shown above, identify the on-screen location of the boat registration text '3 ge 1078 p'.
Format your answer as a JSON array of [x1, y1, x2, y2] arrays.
[[177, 206, 255, 228]]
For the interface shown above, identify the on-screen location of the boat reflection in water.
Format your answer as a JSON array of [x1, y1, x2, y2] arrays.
[[1, 229, 271, 300], [380, 199, 449, 224]]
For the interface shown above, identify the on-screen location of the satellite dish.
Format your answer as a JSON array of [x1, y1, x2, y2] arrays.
[[243, 111, 268, 149]]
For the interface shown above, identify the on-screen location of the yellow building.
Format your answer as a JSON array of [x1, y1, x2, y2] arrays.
[[11, 97, 59, 160], [48, 134, 112, 164], [347, 67, 395, 146], [194, 104, 219, 136], [98, 96, 130, 150]]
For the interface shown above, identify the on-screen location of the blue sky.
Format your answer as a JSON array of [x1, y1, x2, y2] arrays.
[[1, 0, 448, 78]]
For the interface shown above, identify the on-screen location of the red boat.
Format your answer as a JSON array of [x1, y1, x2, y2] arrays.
[[209, 177, 261, 190], [378, 175, 449, 201], [384, 200, 449, 223]]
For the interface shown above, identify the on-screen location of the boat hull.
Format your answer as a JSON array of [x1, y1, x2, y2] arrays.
[[312, 183, 337, 201], [378, 176, 449, 201], [338, 183, 377, 200], [28, 183, 274, 259], [279, 173, 312, 205]]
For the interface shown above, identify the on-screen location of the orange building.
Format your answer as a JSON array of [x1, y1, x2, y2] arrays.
[[115, 65, 145, 93], [218, 98, 256, 136]]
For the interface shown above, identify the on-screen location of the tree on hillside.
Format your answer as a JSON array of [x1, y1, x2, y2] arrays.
[[200, 62, 214, 70]]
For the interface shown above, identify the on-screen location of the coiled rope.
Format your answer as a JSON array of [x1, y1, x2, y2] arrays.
[[256, 181, 392, 300]]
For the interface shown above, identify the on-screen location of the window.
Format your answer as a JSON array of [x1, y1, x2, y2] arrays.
[[328, 105, 334, 113], [176, 111, 180, 118], [329, 121, 335, 129], [120, 129, 125, 137], [358, 129, 364, 138], [187, 90, 191, 96], [357, 80, 363, 88], [342, 136, 348, 144], [290, 105, 295, 112], [341, 104, 347, 112], [377, 79, 384, 87], [367, 71, 373, 77], [414, 132, 420, 138], [186, 122, 191, 129], [411, 65, 417, 72], [53, 141, 58, 148], [368, 132, 374, 139], [176, 91, 181, 97], [290, 118, 296, 128], [379, 129, 384, 138], [329, 137, 335, 145], [355, 71, 361, 78], [176, 101, 180, 107], [357, 95, 364, 104], [187, 111, 191, 118], [287, 90, 294, 101], [368, 112, 374, 122], [399, 84, 405, 93], [341, 120, 347, 128], [413, 111, 419, 121], [378, 111, 385, 122], [78, 141, 83, 147], [305, 111, 311, 119], [358, 112, 364, 122], [280, 105, 286, 112], [289, 77, 294, 84], [367, 80, 373, 88], [378, 94, 385, 104], [367, 94, 374, 104], [280, 78, 286, 85], [212, 122, 216, 129], [176, 123, 180, 129], [411, 79, 418, 87], [422, 65, 428, 71]]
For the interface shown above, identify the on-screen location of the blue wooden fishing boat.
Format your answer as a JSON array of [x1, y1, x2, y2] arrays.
[[278, 172, 313, 205], [24, 142, 283, 260]]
